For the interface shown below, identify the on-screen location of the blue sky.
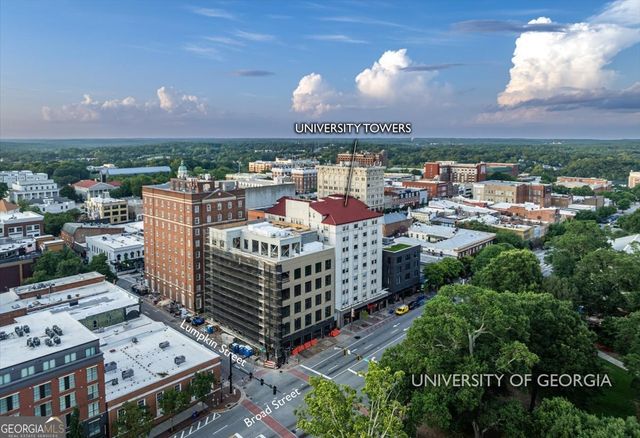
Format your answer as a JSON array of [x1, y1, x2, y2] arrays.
[[1, 0, 638, 138]]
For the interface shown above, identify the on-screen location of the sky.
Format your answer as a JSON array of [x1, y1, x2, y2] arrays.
[[1, 0, 639, 139]]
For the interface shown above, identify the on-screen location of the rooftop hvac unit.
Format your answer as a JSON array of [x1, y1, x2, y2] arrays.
[[33, 337, 41, 346], [26, 338, 34, 348], [121, 369, 134, 379], [52, 325, 63, 336], [53, 336, 61, 345], [45, 328, 54, 338], [45, 338, 54, 347], [0, 332, 6, 341], [15, 326, 24, 337], [132, 337, 138, 344], [67, 295, 72, 299], [174, 355, 186, 365], [22, 325, 30, 334], [111, 378, 119, 386], [105, 361, 117, 372], [159, 341, 170, 349]]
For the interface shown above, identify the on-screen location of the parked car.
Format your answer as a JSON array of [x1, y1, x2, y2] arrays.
[[191, 316, 205, 326], [395, 305, 409, 315], [408, 300, 418, 310]]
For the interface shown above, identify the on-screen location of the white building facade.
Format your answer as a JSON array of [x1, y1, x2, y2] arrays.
[[317, 164, 385, 211], [0, 170, 60, 202], [86, 233, 144, 273], [266, 195, 386, 326]]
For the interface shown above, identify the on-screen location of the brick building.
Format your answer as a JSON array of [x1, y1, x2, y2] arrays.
[[61, 223, 125, 254], [423, 161, 487, 183], [402, 180, 452, 199], [555, 176, 613, 193], [473, 181, 551, 207], [0, 211, 44, 239], [142, 173, 246, 312], [0, 311, 108, 437], [291, 168, 318, 194], [336, 150, 388, 167]]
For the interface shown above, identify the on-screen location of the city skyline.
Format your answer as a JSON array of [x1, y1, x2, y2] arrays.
[[1, 0, 639, 139]]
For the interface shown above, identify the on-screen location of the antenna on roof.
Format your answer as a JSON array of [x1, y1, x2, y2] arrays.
[[344, 139, 358, 207]]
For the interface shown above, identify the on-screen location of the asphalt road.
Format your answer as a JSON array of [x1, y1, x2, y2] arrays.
[[171, 306, 424, 438]]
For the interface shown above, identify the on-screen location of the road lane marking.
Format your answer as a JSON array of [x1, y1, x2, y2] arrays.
[[347, 368, 361, 376], [403, 328, 409, 331], [393, 323, 400, 328], [365, 344, 373, 349], [351, 348, 358, 352], [300, 364, 333, 380], [391, 329, 398, 334], [328, 364, 339, 372], [211, 424, 228, 435]]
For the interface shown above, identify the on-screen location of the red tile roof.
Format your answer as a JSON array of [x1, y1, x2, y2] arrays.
[[0, 199, 19, 213], [266, 195, 382, 225], [311, 195, 382, 225], [72, 179, 100, 188]]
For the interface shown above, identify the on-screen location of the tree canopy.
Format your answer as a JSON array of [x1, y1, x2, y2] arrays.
[[472, 249, 542, 293]]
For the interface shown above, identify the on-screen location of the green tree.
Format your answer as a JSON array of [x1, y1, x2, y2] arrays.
[[88, 253, 117, 282], [381, 285, 538, 437], [112, 401, 153, 438], [159, 388, 190, 431], [59, 184, 82, 202], [189, 371, 216, 403], [533, 397, 640, 437], [25, 247, 88, 284], [541, 275, 577, 302], [68, 407, 82, 438], [570, 185, 595, 196], [422, 258, 464, 291], [472, 249, 543, 293], [296, 362, 408, 438], [519, 293, 598, 410], [572, 249, 640, 315], [43, 209, 82, 236], [618, 209, 640, 233], [471, 243, 515, 273], [601, 312, 640, 382], [545, 220, 609, 277], [618, 198, 631, 210], [0, 182, 8, 199]]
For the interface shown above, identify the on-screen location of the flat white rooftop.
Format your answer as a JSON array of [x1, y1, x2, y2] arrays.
[[0, 311, 98, 370], [86, 233, 144, 250], [409, 223, 457, 239], [99, 315, 220, 401], [11, 272, 104, 296]]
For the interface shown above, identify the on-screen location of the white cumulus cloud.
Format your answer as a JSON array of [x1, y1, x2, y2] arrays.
[[355, 49, 434, 101], [291, 49, 444, 115], [291, 73, 340, 116], [498, 0, 640, 108], [42, 86, 207, 122]]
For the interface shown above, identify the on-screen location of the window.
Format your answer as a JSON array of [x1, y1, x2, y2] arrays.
[[325, 290, 331, 302], [325, 306, 332, 318], [305, 265, 312, 276], [35, 401, 52, 417], [64, 352, 77, 364], [294, 302, 301, 313], [282, 288, 290, 300], [294, 284, 301, 297], [294, 318, 301, 331], [294, 268, 301, 279], [315, 294, 322, 306], [34, 382, 51, 401], [59, 393, 76, 411], [87, 366, 98, 382], [42, 359, 55, 371], [59, 374, 75, 392], [88, 383, 99, 401], [315, 309, 322, 322], [305, 297, 312, 310], [85, 347, 96, 357], [0, 394, 19, 414], [305, 281, 312, 293], [282, 306, 290, 318], [88, 418, 101, 436], [325, 274, 332, 286], [305, 314, 312, 326], [315, 262, 322, 273], [21, 365, 35, 378], [283, 322, 290, 335], [315, 278, 322, 289], [0, 373, 10, 385], [137, 399, 145, 407]]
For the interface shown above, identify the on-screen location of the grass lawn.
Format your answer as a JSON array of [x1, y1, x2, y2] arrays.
[[385, 243, 411, 252], [579, 361, 638, 418]]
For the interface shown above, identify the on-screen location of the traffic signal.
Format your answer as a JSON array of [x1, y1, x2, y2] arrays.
[[260, 378, 264, 386], [343, 348, 347, 356], [272, 386, 277, 395], [249, 372, 253, 380]]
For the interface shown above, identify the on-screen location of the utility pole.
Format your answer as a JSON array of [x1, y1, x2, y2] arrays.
[[229, 355, 233, 394], [344, 139, 358, 207]]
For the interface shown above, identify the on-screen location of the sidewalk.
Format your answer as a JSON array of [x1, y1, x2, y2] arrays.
[[598, 349, 627, 370]]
